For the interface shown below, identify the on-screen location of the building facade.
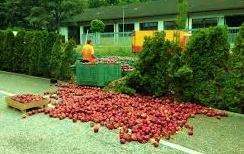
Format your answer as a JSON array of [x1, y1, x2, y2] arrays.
[[60, 0, 244, 44]]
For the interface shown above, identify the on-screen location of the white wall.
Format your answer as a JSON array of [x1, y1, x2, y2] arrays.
[[80, 26, 84, 44], [134, 22, 140, 31], [218, 16, 225, 25], [114, 23, 119, 32], [59, 27, 68, 41], [158, 20, 164, 30], [188, 18, 192, 29]]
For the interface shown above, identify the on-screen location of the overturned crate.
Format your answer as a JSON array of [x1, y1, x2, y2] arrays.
[[5, 96, 50, 113]]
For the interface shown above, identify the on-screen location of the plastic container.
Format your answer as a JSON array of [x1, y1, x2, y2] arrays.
[[76, 62, 121, 86]]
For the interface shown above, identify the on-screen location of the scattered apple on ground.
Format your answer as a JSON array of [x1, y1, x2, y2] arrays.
[[27, 84, 228, 147]]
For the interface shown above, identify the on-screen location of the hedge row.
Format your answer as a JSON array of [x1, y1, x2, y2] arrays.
[[0, 29, 76, 81]]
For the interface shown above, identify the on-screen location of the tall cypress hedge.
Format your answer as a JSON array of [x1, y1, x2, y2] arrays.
[[0, 30, 5, 70], [2, 30, 15, 71], [29, 31, 45, 76], [223, 23, 244, 113], [13, 29, 26, 73], [180, 26, 230, 108], [0, 29, 75, 82], [49, 35, 64, 80], [60, 39, 76, 80], [22, 31, 35, 74], [42, 32, 59, 77], [127, 31, 182, 96]]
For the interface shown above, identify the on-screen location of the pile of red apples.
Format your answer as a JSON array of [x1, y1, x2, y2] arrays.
[[27, 84, 228, 147], [12, 94, 45, 103]]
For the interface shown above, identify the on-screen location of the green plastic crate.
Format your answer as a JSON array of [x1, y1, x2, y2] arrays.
[[76, 62, 121, 86]]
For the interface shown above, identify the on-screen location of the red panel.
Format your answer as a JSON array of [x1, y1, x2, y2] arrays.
[[132, 46, 142, 52]]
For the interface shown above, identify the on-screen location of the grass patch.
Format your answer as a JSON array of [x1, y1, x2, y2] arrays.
[[75, 45, 138, 58]]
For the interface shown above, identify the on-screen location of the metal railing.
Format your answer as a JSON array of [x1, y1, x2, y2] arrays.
[[81, 32, 132, 46], [80, 27, 240, 46], [228, 27, 239, 45]]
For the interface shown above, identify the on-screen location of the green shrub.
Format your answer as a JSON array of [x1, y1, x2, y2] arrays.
[[60, 39, 76, 81], [22, 31, 34, 74], [12, 29, 26, 73], [49, 35, 64, 79], [0, 30, 5, 70], [38, 31, 49, 76], [2, 30, 15, 71], [42, 32, 59, 77], [126, 31, 182, 96], [181, 26, 230, 107], [112, 84, 136, 96], [223, 23, 244, 113], [29, 31, 45, 76], [103, 77, 136, 96]]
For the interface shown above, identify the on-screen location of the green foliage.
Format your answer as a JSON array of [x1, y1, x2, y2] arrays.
[[176, 0, 188, 29], [28, 31, 44, 76], [25, 7, 49, 30], [104, 77, 136, 96], [0, 29, 76, 82], [90, 19, 105, 33], [0, 30, 5, 69], [45, 0, 88, 30], [233, 22, 244, 55], [1, 29, 15, 71], [88, 0, 109, 8], [42, 32, 59, 77], [1, 0, 88, 30], [4, 0, 39, 29], [37, 31, 49, 76], [112, 84, 136, 96], [49, 35, 64, 79], [88, 0, 150, 7], [223, 22, 244, 113], [126, 31, 182, 96], [181, 26, 230, 107], [170, 64, 193, 100], [22, 31, 35, 74], [60, 39, 77, 80], [12, 29, 26, 73], [0, 1, 7, 29]]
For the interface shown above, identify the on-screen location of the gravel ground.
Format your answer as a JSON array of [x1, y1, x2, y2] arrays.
[[0, 71, 183, 154], [0, 95, 183, 154], [0, 71, 243, 154]]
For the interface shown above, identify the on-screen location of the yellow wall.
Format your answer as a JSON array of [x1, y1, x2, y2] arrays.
[[132, 30, 190, 52]]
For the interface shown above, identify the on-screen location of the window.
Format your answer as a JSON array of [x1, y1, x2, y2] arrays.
[[226, 15, 244, 27], [164, 21, 177, 30], [68, 26, 80, 44], [140, 22, 158, 30], [83, 25, 114, 33], [192, 18, 217, 29], [119, 23, 134, 32], [104, 25, 114, 33], [83, 26, 90, 33]]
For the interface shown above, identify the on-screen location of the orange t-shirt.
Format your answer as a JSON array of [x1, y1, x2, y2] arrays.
[[81, 44, 95, 62]]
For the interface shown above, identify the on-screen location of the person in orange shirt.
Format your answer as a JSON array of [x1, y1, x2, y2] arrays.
[[81, 39, 97, 63]]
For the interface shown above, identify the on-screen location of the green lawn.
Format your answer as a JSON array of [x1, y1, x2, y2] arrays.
[[75, 45, 138, 58]]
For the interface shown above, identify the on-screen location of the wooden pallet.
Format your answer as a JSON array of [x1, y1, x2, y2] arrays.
[[5, 96, 50, 113]]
